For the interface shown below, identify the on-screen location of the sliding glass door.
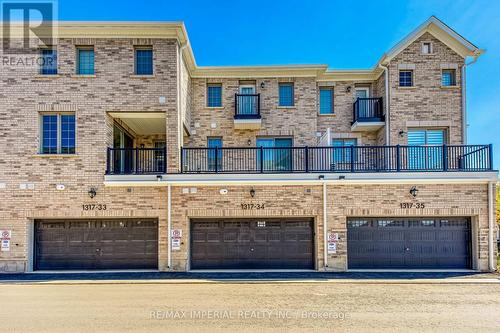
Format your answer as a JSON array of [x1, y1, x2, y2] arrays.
[[256, 138, 293, 171], [407, 129, 445, 170]]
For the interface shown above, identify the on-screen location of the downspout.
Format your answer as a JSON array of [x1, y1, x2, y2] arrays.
[[323, 180, 328, 270], [378, 64, 390, 145], [461, 55, 479, 144], [488, 181, 495, 271], [167, 184, 172, 270], [177, 42, 188, 172]]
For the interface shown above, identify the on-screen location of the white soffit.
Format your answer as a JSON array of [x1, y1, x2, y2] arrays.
[[109, 112, 166, 135]]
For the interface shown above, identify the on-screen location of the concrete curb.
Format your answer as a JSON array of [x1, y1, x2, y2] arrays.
[[1, 278, 500, 285]]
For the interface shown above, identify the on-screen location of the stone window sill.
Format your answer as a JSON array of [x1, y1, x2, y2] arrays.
[[34, 74, 61, 79], [440, 85, 460, 90], [33, 154, 78, 158], [130, 74, 155, 79], [318, 113, 336, 117], [71, 74, 96, 78], [398, 86, 417, 90], [277, 106, 297, 109], [205, 106, 224, 110]]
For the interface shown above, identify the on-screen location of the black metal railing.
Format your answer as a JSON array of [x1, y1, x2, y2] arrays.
[[235, 94, 260, 119], [106, 147, 167, 175], [353, 97, 384, 123], [181, 145, 493, 174]]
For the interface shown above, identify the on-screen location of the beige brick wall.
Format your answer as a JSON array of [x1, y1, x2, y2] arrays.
[[387, 32, 464, 145], [0, 32, 490, 273], [167, 183, 494, 272], [0, 37, 177, 271], [184, 33, 466, 150], [327, 183, 493, 271], [186, 77, 318, 147]]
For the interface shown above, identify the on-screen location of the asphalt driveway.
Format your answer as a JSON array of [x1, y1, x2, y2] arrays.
[[1, 279, 500, 332], [1, 271, 499, 282]]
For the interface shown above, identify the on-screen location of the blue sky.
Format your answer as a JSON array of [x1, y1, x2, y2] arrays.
[[57, 0, 500, 167]]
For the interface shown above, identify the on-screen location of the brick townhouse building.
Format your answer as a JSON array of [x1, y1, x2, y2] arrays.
[[0, 16, 497, 273]]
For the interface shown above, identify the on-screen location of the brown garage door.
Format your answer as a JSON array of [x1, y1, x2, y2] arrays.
[[190, 218, 314, 269], [347, 217, 471, 269], [35, 219, 158, 270]]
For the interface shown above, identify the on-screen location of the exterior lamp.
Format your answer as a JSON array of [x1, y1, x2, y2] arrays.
[[409, 186, 418, 198], [88, 187, 97, 199], [250, 188, 256, 198]]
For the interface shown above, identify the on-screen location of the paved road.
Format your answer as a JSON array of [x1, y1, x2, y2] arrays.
[[1, 281, 500, 332]]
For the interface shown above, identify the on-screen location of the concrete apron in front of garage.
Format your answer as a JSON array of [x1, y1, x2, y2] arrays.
[[0, 270, 499, 284]]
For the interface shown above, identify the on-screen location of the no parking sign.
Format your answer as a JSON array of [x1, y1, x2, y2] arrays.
[[171, 229, 182, 251], [0, 230, 11, 252]]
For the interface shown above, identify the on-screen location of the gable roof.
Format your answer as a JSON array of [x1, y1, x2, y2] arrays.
[[377, 16, 483, 66]]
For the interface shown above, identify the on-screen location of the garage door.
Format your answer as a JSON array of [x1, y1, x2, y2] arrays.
[[35, 219, 158, 270], [190, 218, 314, 269], [347, 217, 471, 269]]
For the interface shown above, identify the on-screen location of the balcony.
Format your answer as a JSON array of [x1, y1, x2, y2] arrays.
[[234, 93, 261, 129], [106, 147, 166, 175], [181, 145, 493, 174], [351, 97, 385, 132]]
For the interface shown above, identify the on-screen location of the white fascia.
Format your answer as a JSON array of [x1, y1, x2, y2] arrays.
[[104, 171, 498, 187]]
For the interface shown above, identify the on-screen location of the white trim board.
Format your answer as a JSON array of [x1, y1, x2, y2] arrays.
[[104, 171, 499, 187]]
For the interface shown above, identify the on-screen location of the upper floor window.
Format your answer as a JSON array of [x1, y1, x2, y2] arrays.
[[441, 69, 457, 86], [399, 70, 413, 87], [319, 87, 334, 114], [207, 84, 222, 107], [77, 47, 95, 75], [41, 113, 76, 154], [134, 47, 153, 75], [278, 83, 294, 107], [40, 48, 57, 75], [421, 42, 433, 54]]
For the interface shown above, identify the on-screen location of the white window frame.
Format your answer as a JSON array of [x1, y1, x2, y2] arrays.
[[355, 87, 370, 99], [39, 112, 76, 154], [421, 41, 433, 55], [441, 69, 457, 87], [206, 83, 223, 108], [399, 70, 414, 87], [239, 84, 256, 94]]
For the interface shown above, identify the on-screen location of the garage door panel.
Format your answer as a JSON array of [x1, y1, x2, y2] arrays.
[[348, 217, 471, 269], [191, 218, 314, 269], [35, 219, 158, 270]]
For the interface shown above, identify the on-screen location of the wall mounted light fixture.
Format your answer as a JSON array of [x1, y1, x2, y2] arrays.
[[88, 187, 97, 199], [399, 130, 406, 137], [250, 188, 256, 198], [260, 82, 265, 89], [409, 186, 419, 198]]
